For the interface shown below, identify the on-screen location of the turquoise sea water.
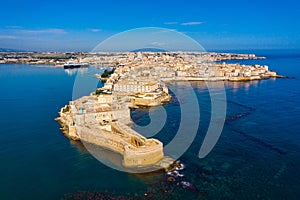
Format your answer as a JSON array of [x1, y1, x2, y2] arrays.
[[0, 50, 300, 199]]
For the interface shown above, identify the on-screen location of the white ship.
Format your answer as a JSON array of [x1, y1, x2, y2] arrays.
[[63, 61, 89, 69]]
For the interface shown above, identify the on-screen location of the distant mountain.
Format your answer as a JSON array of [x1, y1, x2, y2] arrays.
[[0, 48, 27, 52], [131, 48, 168, 52]]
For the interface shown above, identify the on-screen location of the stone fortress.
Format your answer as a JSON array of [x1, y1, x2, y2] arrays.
[[56, 66, 173, 168], [57, 95, 165, 167]]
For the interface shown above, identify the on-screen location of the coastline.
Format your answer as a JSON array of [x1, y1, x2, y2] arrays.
[[55, 51, 283, 170]]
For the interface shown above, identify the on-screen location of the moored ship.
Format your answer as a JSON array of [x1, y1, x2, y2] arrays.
[[63, 61, 89, 69]]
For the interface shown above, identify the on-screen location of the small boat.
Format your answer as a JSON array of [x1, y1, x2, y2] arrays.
[[167, 170, 184, 178], [63, 61, 89, 69]]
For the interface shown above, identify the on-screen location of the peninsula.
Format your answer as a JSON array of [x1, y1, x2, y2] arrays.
[[55, 51, 282, 169]]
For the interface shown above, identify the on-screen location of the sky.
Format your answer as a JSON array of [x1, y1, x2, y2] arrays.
[[0, 0, 299, 51]]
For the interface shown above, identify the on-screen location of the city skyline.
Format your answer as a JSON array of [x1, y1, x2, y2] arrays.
[[0, 0, 299, 51]]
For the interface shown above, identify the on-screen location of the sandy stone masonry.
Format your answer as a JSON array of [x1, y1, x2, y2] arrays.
[[56, 94, 165, 167]]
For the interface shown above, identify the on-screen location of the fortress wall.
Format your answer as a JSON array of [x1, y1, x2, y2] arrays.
[[77, 126, 125, 154], [77, 126, 163, 167], [132, 98, 153, 106], [111, 122, 146, 140], [123, 139, 164, 166], [132, 94, 171, 107], [56, 109, 80, 140], [68, 125, 79, 140], [58, 106, 165, 167]]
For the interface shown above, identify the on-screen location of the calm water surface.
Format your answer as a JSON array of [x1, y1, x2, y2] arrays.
[[0, 50, 300, 199]]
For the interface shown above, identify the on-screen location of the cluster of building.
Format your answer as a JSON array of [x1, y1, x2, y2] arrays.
[[1, 51, 277, 81], [0, 52, 83, 65], [94, 52, 277, 97], [0, 51, 264, 65]]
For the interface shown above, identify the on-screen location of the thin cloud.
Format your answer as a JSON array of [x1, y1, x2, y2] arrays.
[[164, 22, 178, 25], [89, 28, 102, 32], [6, 26, 22, 29], [150, 41, 166, 46], [181, 22, 203, 26], [19, 28, 67, 35], [0, 35, 17, 39]]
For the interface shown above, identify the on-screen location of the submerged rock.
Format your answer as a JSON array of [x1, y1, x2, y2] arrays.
[[167, 176, 176, 182], [167, 170, 184, 178], [180, 181, 197, 190]]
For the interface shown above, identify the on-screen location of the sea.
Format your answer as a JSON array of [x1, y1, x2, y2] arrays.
[[0, 49, 300, 200]]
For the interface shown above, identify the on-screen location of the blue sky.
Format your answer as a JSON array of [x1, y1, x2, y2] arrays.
[[0, 0, 299, 51]]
